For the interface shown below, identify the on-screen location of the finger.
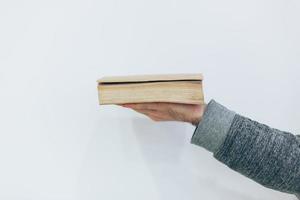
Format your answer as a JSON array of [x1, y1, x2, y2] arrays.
[[148, 115, 162, 122], [131, 109, 170, 121], [129, 107, 176, 122], [116, 104, 127, 107], [145, 112, 172, 121], [119, 102, 174, 111], [131, 108, 159, 116], [131, 107, 159, 112], [125, 103, 161, 110], [147, 114, 173, 122], [118, 103, 134, 108], [132, 108, 172, 120]]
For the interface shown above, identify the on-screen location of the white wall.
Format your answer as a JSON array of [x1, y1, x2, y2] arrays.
[[0, 0, 299, 199]]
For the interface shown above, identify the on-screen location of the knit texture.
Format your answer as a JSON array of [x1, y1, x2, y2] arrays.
[[191, 99, 300, 198], [214, 114, 300, 195]]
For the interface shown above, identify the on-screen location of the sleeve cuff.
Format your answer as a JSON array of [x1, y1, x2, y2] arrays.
[[190, 99, 236, 153]]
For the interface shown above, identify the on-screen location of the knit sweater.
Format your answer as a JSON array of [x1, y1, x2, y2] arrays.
[[191, 100, 300, 199]]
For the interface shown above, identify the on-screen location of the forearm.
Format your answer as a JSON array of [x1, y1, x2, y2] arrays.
[[191, 100, 300, 196]]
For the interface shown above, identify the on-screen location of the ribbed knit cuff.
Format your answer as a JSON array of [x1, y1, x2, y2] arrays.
[[191, 99, 236, 153]]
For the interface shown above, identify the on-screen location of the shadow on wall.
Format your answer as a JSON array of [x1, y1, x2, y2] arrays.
[[130, 117, 265, 200]]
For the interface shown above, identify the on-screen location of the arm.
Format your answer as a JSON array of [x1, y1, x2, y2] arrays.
[[191, 100, 300, 196], [120, 99, 300, 198]]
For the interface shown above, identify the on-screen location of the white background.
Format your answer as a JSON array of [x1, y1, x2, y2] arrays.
[[0, 0, 299, 199]]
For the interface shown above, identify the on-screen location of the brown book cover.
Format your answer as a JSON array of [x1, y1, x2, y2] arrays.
[[97, 73, 204, 105]]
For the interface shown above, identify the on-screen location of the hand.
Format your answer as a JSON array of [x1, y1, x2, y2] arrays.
[[118, 102, 207, 126]]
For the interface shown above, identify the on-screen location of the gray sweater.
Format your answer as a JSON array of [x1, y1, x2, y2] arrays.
[[191, 100, 300, 199]]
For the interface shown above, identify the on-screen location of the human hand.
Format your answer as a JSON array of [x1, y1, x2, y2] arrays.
[[118, 102, 206, 126]]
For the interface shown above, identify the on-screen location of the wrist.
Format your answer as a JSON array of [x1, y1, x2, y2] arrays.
[[190, 104, 207, 126]]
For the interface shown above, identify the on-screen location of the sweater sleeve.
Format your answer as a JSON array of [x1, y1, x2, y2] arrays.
[[191, 99, 300, 198]]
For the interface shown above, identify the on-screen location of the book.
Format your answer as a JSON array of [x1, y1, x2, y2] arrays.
[[97, 73, 204, 105]]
